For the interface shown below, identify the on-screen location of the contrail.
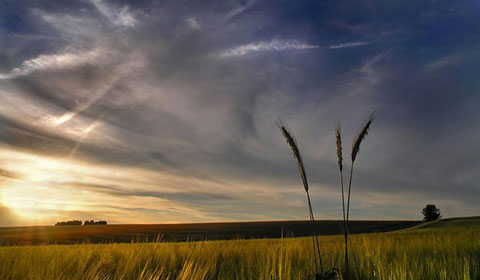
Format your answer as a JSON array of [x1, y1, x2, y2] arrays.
[[67, 114, 104, 159], [53, 75, 119, 126]]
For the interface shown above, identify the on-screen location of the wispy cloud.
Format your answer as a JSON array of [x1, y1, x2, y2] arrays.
[[186, 17, 201, 31], [218, 39, 319, 58], [329, 41, 371, 49], [224, 0, 257, 21], [90, 0, 137, 27], [0, 49, 101, 79]]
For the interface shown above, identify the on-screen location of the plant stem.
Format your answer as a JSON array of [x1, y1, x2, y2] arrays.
[[306, 191, 324, 275], [339, 170, 346, 226], [338, 168, 347, 278], [345, 161, 355, 279]]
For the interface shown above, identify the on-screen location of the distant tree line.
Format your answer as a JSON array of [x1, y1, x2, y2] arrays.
[[84, 220, 107, 225], [55, 220, 82, 226], [55, 220, 107, 226]]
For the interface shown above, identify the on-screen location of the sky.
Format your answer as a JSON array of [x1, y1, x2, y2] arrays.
[[1, 0, 479, 226]]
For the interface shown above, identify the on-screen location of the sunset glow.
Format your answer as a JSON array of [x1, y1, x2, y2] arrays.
[[1, 0, 479, 227]]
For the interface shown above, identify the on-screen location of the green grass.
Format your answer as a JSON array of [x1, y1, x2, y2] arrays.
[[0, 221, 478, 280], [407, 216, 480, 230]]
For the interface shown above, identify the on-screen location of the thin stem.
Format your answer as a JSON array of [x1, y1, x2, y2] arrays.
[[339, 169, 346, 226], [346, 161, 354, 222], [338, 168, 347, 278], [307, 192, 324, 275], [308, 194, 319, 274], [345, 161, 355, 279]]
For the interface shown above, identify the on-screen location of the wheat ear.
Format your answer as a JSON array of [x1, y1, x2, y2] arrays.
[[344, 112, 376, 279], [277, 121, 324, 275]]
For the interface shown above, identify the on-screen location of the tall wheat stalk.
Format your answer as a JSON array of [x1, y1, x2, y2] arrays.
[[278, 122, 324, 276], [344, 112, 376, 279], [335, 124, 347, 276]]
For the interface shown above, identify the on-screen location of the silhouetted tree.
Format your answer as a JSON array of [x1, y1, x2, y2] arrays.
[[422, 204, 441, 221], [84, 220, 107, 225], [55, 220, 82, 226]]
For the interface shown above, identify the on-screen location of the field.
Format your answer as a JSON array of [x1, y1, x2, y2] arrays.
[[0, 217, 478, 280], [0, 220, 420, 246]]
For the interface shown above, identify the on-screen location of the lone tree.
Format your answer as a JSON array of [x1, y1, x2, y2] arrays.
[[422, 204, 441, 221]]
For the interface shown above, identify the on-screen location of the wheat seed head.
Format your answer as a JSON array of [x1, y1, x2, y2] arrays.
[[335, 123, 343, 171], [277, 121, 309, 193], [351, 112, 376, 162]]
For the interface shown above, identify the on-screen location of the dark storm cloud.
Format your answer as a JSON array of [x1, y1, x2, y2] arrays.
[[1, 0, 479, 225]]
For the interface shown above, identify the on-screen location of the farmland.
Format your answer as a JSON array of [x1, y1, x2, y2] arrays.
[[0, 220, 420, 246], [0, 217, 478, 279]]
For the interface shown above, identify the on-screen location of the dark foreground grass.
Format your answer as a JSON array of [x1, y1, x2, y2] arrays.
[[0, 223, 478, 280]]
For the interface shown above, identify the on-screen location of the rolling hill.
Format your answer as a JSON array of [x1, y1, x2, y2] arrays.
[[0, 219, 423, 245]]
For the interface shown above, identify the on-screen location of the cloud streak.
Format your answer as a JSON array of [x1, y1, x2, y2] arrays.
[[218, 40, 320, 58], [329, 41, 371, 49], [224, 0, 257, 21], [217, 40, 371, 58], [0, 49, 101, 79], [90, 0, 137, 27]]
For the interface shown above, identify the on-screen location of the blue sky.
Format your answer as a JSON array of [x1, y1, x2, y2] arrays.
[[0, 0, 479, 226]]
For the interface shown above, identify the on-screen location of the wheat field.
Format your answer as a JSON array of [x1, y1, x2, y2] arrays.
[[0, 224, 478, 280]]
